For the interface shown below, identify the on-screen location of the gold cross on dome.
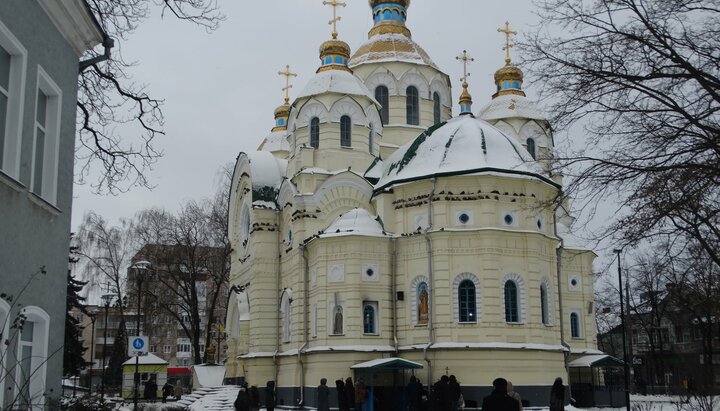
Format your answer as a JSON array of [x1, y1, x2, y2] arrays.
[[323, 0, 346, 39], [278, 65, 298, 104], [498, 21, 518, 65], [456, 50, 474, 84]]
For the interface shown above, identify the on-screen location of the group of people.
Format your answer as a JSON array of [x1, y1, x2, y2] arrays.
[[140, 378, 184, 403], [317, 376, 367, 411], [233, 380, 276, 411], [481, 377, 565, 411]]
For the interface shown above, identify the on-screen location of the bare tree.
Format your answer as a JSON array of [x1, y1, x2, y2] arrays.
[[524, 0, 720, 261], [77, 0, 224, 193]]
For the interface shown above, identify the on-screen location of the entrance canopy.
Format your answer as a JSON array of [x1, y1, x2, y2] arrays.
[[569, 354, 623, 368], [351, 357, 423, 370]]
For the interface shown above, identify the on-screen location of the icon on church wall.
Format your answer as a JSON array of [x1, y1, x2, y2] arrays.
[[333, 305, 343, 335], [418, 282, 429, 325]]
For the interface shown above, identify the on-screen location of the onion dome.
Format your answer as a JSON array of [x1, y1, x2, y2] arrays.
[[493, 65, 526, 98], [349, 0, 437, 69], [375, 115, 555, 191], [318, 38, 352, 73], [459, 83, 473, 115], [272, 103, 291, 132]]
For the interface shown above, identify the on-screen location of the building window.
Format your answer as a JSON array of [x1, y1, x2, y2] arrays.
[[540, 284, 549, 325], [406, 86, 419, 125], [675, 325, 684, 343], [164, 345, 171, 353], [177, 343, 191, 353], [417, 282, 429, 325], [363, 302, 378, 335], [375, 86, 389, 125], [310, 117, 320, 148], [433, 92, 441, 124], [526, 138, 536, 160], [458, 280, 476, 323], [368, 123, 374, 155], [0, 22, 26, 180], [570, 312, 581, 338], [31, 68, 61, 204], [504, 280, 519, 323], [340, 115, 352, 147], [15, 307, 49, 410]]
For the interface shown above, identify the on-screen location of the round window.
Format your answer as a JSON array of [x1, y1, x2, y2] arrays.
[[366, 267, 375, 277], [571, 278, 578, 287], [459, 213, 470, 224], [537, 219, 543, 230], [504, 214, 514, 225]]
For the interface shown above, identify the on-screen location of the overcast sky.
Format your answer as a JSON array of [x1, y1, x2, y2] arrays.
[[71, 1, 544, 229]]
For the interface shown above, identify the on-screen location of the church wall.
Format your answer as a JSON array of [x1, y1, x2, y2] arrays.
[[560, 248, 598, 351]]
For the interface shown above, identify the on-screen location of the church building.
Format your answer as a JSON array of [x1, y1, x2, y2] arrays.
[[225, 1, 600, 408]]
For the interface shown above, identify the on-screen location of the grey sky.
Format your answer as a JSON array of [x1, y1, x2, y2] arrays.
[[71, 1, 542, 228]]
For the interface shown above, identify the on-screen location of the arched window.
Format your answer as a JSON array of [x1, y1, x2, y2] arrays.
[[375, 86, 389, 125], [541, 284, 549, 325], [458, 280, 476, 323], [368, 123, 374, 155], [570, 312, 581, 338], [406, 86, 420, 125], [310, 117, 320, 148], [15, 306, 50, 410], [417, 282, 429, 325], [340, 115, 352, 147], [363, 303, 377, 334], [504, 280, 519, 323], [332, 305, 344, 335], [433, 92, 441, 124], [526, 138, 536, 160], [281, 291, 292, 342]]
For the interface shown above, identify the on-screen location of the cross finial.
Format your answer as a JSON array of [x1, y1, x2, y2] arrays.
[[278, 65, 298, 104], [456, 50, 474, 85], [497, 21, 518, 65], [323, 0, 347, 39]]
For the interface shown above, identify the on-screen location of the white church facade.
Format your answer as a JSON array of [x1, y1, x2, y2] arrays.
[[225, 1, 600, 408]]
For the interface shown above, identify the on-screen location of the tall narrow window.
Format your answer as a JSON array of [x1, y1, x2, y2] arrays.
[[340, 115, 352, 147], [310, 117, 320, 148], [31, 69, 61, 203], [32, 89, 47, 194], [540, 284, 549, 325], [363, 303, 377, 334], [526, 138, 536, 160], [433, 92, 441, 124], [375, 86, 389, 125], [0, 27, 27, 179], [458, 280, 476, 322], [504, 280, 519, 323], [406, 86, 419, 125], [0, 46, 10, 166], [368, 123, 374, 155], [570, 312, 580, 338]]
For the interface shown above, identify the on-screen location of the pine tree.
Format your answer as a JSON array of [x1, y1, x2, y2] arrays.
[[105, 318, 127, 389], [63, 273, 89, 377]]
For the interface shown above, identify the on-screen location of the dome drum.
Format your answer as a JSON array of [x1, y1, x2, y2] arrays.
[[318, 39, 352, 73]]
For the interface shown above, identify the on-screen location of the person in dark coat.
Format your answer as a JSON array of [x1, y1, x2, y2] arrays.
[[317, 378, 330, 411], [481, 378, 520, 411], [265, 381, 276, 411], [344, 377, 355, 410], [336, 379, 349, 411], [234, 386, 250, 411], [148, 378, 158, 401], [249, 385, 260, 410], [432, 376, 451, 411], [161, 381, 173, 403], [354, 377, 367, 411], [549, 377, 565, 411], [448, 375, 461, 411], [407, 375, 422, 411]]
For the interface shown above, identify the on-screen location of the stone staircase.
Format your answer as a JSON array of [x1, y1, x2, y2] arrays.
[[176, 385, 239, 410]]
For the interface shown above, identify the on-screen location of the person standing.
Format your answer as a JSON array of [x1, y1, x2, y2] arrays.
[[336, 379, 349, 411], [317, 378, 330, 411], [344, 377, 355, 410], [549, 377, 565, 411], [354, 377, 367, 411], [407, 376, 422, 411], [481, 378, 519, 411], [448, 375, 462, 411], [161, 381, 173, 403], [265, 381, 276, 411], [174, 381, 184, 400], [507, 381, 523, 411], [234, 385, 250, 411]]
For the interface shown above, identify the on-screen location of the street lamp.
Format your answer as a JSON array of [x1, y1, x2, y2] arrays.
[[87, 309, 99, 396], [100, 293, 115, 401], [131, 260, 151, 411], [614, 249, 631, 411]]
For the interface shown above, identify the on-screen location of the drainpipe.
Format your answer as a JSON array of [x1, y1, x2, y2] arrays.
[[79, 36, 114, 73], [298, 244, 310, 408], [553, 205, 571, 385], [423, 178, 437, 387], [274, 209, 282, 389], [391, 237, 399, 354]]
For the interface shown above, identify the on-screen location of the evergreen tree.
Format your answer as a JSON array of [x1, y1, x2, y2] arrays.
[[63, 273, 89, 377], [105, 318, 127, 389]]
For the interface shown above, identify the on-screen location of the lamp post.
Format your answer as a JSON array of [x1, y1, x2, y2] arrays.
[[100, 294, 114, 401], [132, 260, 151, 411], [88, 309, 99, 396], [614, 249, 631, 411]]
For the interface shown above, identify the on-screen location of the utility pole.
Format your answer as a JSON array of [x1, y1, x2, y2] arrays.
[[615, 248, 631, 411]]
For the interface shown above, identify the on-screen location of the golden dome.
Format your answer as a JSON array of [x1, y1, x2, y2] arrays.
[[272, 103, 290, 132], [349, 33, 437, 69], [318, 39, 352, 73], [493, 65, 526, 98], [459, 82, 473, 115], [369, 0, 410, 8]]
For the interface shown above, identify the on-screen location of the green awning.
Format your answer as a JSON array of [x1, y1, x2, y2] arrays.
[[350, 357, 424, 370], [568, 354, 624, 368]]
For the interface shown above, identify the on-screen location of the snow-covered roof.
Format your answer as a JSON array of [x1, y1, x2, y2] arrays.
[[568, 354, 623, 368], [245, 151, 287, 191], [192, 364, 226, 387], [570, 347, 604, 355], [375, 115, 554, 191], [122, 353, 168, 366], [349, 33, 438, 69], [351, 357, 423, 370], [364, 157, 383, 181], [258, 130, 289, 153], [297, 69, 377, 104], [479, 94, 547, 122], [320, 208, 389, 238]]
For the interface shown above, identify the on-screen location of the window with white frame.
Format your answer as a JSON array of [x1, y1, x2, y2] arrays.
[[363, 301, 378, 335], [177, 343, 191, 353], [15, 307, 49, 410], [163, 345, 172, 353], [0, 21, 26, 180], [31, 67, 61, 204], [570, 311, 582, 338]]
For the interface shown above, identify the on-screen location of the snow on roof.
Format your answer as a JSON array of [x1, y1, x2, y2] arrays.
[[320, 208, 389, 238], [258, 130, 289, 153], [570, 347, 604, 355], [351, 357, 423, 370], [245, 151, 287, 190], [428, 342, 568, 352], [375, 115, 552, 191], [349, 33, 438, 69], [364, 157, 383, 181], [568, 354, 624, 368], [297, 69, 377, 104], [478, 94, 547, 122], [192, 364, 226, 387], [186, 385, 239, 410], [122, 353, 168, 366]]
